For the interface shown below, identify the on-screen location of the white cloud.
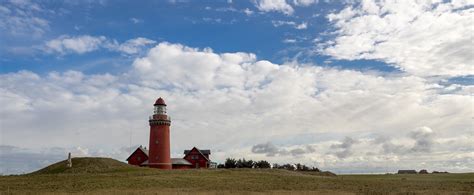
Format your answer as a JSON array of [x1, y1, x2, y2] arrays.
[[45, 35, 106, 54], [0, 0, 49, 38], [293, 0, 318, 7], [243, 8, 254, 16], [272, 20, 296, 27], [295, 22, 308, 29], [129, 17, 143, 24], [272, 20, 308, 30], [322, 0, 474, 77], [254, 0, 294, 15], [283, 38, 297, 43], [44, 35, 156, 55], [106, 37, 157, 55], [1, 42, 472, 174]]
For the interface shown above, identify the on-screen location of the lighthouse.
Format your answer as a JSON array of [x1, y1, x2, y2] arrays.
[[126, 97, 214, 169], [147, 97, 172, 169]]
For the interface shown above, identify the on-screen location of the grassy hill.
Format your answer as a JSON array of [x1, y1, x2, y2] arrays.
[[1, 157, 473, 194], [31, 157, 140, 174]]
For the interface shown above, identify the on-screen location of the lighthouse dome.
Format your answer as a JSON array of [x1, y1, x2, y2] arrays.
[[154, 97, 166, 106]]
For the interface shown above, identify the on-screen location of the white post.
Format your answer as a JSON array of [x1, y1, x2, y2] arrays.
[[67, 152, 72, 168]]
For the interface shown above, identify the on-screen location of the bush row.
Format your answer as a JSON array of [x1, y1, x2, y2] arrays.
[[217, 158, 320, 172]]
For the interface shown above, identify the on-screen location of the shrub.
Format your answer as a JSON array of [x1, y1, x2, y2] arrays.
[[236, 158, 254, 168], [310, 167, 320, 172], [222, 158, 318, 171], [254, 160, 271, 169], [224, 158, 237, 168], [277, 163, 295, 171]]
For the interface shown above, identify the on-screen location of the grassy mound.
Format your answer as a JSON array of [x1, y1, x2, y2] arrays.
[[31, 157, 141, 174], [1, 162, 472, 194], [301, 170, 337, 177]]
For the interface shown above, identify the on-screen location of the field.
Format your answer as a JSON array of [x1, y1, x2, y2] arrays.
[[0, 158, 473, 194]]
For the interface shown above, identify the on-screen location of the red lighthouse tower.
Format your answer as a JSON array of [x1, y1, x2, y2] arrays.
[[148, 97, 172, 169]]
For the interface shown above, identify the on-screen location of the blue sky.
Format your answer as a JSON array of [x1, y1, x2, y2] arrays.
[[0, 0, 473, 175], [1, 0, 396, 74]]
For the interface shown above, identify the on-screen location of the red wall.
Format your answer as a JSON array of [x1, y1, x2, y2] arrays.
[[148, 114, 171, 169], [183, 149, 209, 168], [127, 150, 148, 166]]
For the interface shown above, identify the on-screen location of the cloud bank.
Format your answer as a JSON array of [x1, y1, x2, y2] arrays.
[[0, 0, 49, 38], [44, 35, 156, 55], [1, 42, 472, 174], [322, 0, 474, 77]]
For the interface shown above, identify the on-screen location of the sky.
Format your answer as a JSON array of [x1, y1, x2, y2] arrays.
[[0, 0, 473, 175]]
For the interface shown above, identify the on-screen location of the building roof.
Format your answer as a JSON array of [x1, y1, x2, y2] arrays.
[[154, 97, 166, 106], [184, 149, 210, 155], [171, 158, 192, 165]]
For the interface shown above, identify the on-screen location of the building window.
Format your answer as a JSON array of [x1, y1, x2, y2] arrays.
[[155, 140, 159, 144], [191, 155, 199, 160], [137, 157, 141, 161]]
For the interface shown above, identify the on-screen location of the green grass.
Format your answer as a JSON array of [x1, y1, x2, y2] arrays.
[[1, 157, 473, 194], [30, 157, 140, 174]]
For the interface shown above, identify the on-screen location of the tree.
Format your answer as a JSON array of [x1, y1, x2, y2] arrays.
[[217, 164, 225, 168], [236, 158, 255, 168], [280, 163, 295, 171], [311, 167, 320, 172], [272, 163, 280, 169], [242, 159, 255, 168], [224, 158, 237, 168], [254, 160, 271, 168], [235, 159, 243, 168], [295, 163, 310, 171]]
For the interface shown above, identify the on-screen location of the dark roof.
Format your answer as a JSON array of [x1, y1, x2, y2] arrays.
[[171, 158, 192, 165], [184, 149, 210, 155], [154, 97, 166, 106]]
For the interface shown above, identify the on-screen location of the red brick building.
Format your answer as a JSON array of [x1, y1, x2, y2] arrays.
[[126, 146, 148, 166], [126, 97, 214, 169], [183, 147, 211, 168]]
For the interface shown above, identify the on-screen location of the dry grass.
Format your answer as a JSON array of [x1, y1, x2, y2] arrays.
[[0, 158, 473, 194]]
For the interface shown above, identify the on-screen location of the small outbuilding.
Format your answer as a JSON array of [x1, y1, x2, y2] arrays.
[[398, 170, 417, 174], [419, 169, 429, 174], [126, 146, 149, 166]]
